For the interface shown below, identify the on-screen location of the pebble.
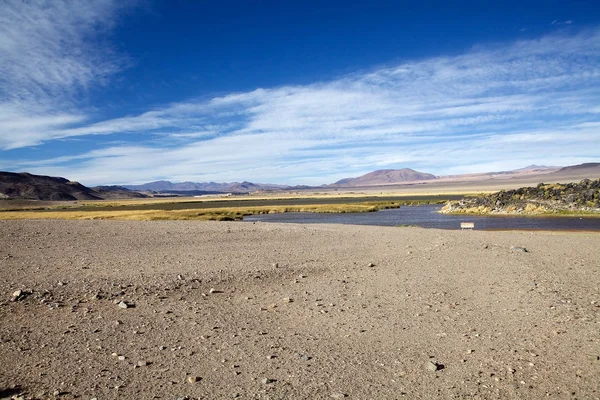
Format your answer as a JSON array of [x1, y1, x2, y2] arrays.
[[118, 355, 125, 361], [331, 392, 348, 398], [137, 360, 148, 367], [267, 355, 277, 359], [367, 263, 375, 268], [11, 289, 23, 301], [426, 361, 442, 371], [187, 375, 201, 384], [261, 378, 276, 384], [283, 297, 293, 303], [118, 301, 129, 309], [510, 246, 529, 253]]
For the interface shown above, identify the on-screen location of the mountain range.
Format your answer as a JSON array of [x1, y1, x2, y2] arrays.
[[124, 180, 289, 193], [0, 163, 599, 201]]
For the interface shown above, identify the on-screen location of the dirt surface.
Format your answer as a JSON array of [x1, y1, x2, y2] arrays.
[[0, 220, 599, 399]]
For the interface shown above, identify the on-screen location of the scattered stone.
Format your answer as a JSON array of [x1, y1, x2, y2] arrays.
[[467, 349, 474, 354], [118, 301, 129, 309], [283, 297, 293, 303], [426, 361, 443, 371], [331, 393, 348, 399], [272, 263, 279, 268], [187, 375, 201, 384], [261, 378, 276, 384], [267, 355, 277, 359], [137, 360, 149, 367], [118, 355, 126, 361], [510, 246, 529, 253], [507, 367, 516, 374], [10, 289, 24, 302], [367, 263, 375, 268]]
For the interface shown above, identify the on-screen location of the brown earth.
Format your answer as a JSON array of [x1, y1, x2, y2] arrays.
[[0, 220, 599, 399]]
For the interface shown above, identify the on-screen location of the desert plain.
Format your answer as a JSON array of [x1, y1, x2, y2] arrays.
[[1, 219, 599, 399]]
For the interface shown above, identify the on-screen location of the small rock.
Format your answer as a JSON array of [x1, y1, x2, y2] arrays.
[[10, 289, 23, 302], [331, 392, 348, 398], [267, 355, 277, 359], [426, 361, 443, 371], [261, 378, 276, 384], [118, 301, 129, 309], [510, 246, 528, 253], [272, 263, 279, 268], [367, 263, 375, 268], [283, 297, 293, 303], [187, 375, 201, 384], [137, 360, 148, 367], [118, 355, 125, 361]]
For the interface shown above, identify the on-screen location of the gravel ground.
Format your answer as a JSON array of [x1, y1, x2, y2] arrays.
[[0, 220, 599, 400]]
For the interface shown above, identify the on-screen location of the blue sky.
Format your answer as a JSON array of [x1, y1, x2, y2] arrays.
[[1, 0, 599, 186]]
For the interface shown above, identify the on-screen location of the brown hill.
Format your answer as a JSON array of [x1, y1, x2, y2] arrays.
[[0, 172, 147, 201], [334, 168, 437, 187], [92, 186, 148, 199]]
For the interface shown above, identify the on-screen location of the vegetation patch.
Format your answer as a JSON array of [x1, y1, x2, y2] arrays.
[[0, 201, 406, 221]]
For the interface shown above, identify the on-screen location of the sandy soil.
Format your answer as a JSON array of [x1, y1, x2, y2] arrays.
[[1, 220, 599, 400]]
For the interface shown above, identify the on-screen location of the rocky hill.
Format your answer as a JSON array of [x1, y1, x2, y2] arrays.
[[0, 172, 146, 201], [333, 168, 437, 186], [0, 172, 104, 201], [441, 178, 600, 215], [91, 185, 148, 199]]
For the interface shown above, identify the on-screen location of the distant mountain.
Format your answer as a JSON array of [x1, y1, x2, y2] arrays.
[[512, 165, 561, 172], [333, 168, 437, 187], [92, 185, 149, 199], [554, 162, 600, 173], [0, 172, 103, 201], [125, 180, 290, 193]]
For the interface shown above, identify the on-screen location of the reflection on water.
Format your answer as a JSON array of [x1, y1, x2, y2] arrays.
[[243, 205, 600, 231]]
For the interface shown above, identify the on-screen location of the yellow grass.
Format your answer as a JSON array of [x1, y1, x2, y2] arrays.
[[76, 193, 457, 208], [0, 202, 401, 221]]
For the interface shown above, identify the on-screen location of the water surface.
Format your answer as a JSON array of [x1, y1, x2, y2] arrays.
[[243, 205, 600, 231]]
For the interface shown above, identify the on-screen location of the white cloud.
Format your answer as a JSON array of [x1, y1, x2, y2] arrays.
[[0, 0, 129, 149], [2, 22, 600, 184]]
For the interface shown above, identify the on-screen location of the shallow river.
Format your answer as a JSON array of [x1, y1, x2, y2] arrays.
[[243, 204, 600, 231]]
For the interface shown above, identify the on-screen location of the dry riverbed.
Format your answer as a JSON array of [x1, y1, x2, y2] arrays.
[[1, 220, 599, 399]]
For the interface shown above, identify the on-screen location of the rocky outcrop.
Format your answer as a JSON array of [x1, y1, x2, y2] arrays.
[[441, 179, 600, 215]]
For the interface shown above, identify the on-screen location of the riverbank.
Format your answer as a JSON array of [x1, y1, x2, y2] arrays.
[[1, 220, 598, 399]]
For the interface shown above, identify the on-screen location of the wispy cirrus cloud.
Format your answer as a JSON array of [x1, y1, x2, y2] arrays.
[[1, 17, 600, 184], [0, 0, 130, 149]]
